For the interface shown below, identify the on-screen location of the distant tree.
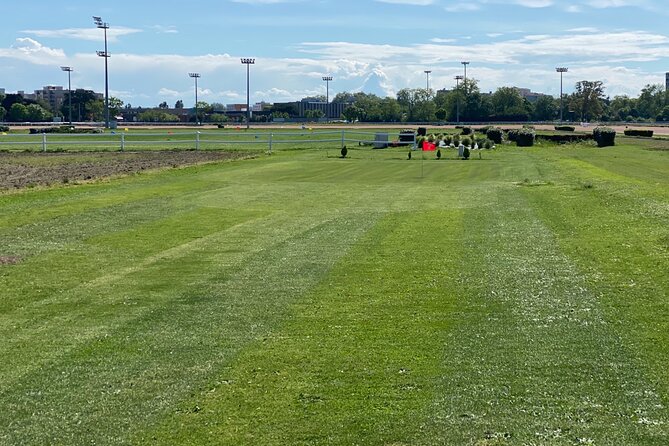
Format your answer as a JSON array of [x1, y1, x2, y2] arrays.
[[332, 92, 356, 104], [174, 99, 184, 109], [0, 106, 6, 122], [609, 95, 638, 121], [491, 87, 528, 121], [569, 80, 606, 121], [637, 84, 665, 120], [8, 103, 28, 122], [158, 101, 169, 109], [532, 95, 558, 121], [26, 103, 53, 122], [137, 110, 180, 122], [109, 97, 124, 117], [87, 100, 104, 121], [658, 105, 669, 122], [397, 88, 435, 122], [342, 105, 360, 122]]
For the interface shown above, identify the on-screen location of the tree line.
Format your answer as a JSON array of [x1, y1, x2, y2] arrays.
[[2, 80, 667, 123], [332, 80, 669, 123]]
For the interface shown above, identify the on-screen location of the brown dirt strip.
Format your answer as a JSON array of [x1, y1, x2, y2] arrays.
[[0, 150, 247, 190]]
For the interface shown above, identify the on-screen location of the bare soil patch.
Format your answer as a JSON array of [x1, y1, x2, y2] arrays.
[[0, 150, 248, 190], [0, 256, 21, 265]]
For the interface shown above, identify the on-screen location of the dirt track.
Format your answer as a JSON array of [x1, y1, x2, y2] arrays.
[[0, 150, 246, 190]]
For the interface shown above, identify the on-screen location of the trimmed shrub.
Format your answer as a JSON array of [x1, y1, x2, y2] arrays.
[[452, 134, 461, 146], [593, 127, 616, 147], [460, 126, 473, 135], [555, 125, 575, 132], [507, 129, 519, 142], [623, 129, 654, 137], [416, 135, 426, 147], [515, 128, 535, 147], [340, 146, 348, 158], [29, 126, 102, 134], [436, 149, 441, 159], [536, 134, 594, 143], [427, 133, 436, 142], [0, 125, 9, 132], [462, 146, 470, 160], [486, 127, 503, 144], [461, 136, 472, 147], [475, 126, 493, 134], [483, 139, 494, 150], [443, 134, 452, 145]]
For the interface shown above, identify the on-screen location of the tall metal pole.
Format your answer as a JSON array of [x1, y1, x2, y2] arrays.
[[189, 73, 200, 124], [60, 66, 73, 125], [455, 75, 463, 123], [322, 76, 332, 119], [424, 70, 431, 91], [556, 67, 568, 122], [241, 58, 255, 129], [461, 61, 469, 94], [94, 16, 110, 128]]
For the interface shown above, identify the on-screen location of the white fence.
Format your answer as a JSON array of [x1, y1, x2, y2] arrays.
[[0, 130, 417, 153]]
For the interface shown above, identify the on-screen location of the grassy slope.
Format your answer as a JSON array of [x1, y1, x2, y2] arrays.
[[0, 143, 667, 445]]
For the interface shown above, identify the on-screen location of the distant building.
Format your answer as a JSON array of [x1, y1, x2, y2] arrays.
[[513, 87, 547, 103], [33, 86, 66, 111]]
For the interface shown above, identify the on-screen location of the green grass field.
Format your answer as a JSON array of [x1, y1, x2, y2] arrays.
[[1, 139, 668, 445]]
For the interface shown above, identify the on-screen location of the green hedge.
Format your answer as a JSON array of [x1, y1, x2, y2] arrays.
[[486, 127, 504, 144], [29, 126, 103, 134], [554, 125, 575, 131], [536, 134, 594, 143], [593, 127, 616, 147], [0, 125, 9, 132], [514, 128, 536, 147], [623, 129, 654, 137]]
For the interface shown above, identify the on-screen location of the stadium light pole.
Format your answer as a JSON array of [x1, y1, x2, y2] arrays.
[[461, 61, 469, 94], [241, 58, 255, 129], [455, 75, 463, 123], [556, 67, 568, 122], [322, 76, 333, 120], [60, 66, 73, 126], [93, 16, 110, 128], [188, 73, 201, 124], [424, 70, 431, 91]]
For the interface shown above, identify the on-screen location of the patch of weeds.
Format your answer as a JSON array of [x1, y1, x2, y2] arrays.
[[0, 255, 22, 265], [516, 178, 553, 187], [577, 181, 595, 190]]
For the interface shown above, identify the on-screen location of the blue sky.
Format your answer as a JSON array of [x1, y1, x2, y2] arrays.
[[1, 0, 668, 107]]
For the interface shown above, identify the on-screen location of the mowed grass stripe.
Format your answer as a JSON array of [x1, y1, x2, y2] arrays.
[[420, 187, 669, 444], [520, 176, 669, 397], [0, 209, 382, 444], [144, 208, 467, 445]]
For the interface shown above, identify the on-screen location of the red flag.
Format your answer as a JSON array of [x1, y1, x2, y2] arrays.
[[422, 141, 436, 151]]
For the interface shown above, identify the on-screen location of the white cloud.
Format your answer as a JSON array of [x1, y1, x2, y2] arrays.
[[21, 27, 142, 43], [445, 3, 481, 11], [0, 38, 65, 65], [158, 88, 181, 97]]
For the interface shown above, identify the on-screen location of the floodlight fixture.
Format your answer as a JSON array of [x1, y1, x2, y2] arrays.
[[94, 16, 110, 128], [556, 67, 569, 122], [60, 66, 74, 125], [322, 76, 333, 119], [189, 73, 201, 124], [241, 59, 256, 129]]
